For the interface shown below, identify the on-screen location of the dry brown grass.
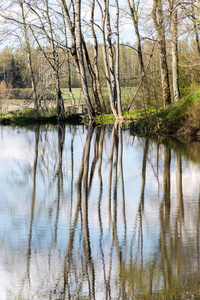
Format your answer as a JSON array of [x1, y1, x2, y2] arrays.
[[0, 80, 13, 113]]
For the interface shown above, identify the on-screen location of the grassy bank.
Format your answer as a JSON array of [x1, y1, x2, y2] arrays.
[[132, 89, 200, 141], [1, 88, 200, 141]]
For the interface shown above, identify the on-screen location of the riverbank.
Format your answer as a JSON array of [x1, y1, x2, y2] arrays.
[[131, 90, 200, 142], [0, 100, 84, 125], [1, 89, 200, 141]]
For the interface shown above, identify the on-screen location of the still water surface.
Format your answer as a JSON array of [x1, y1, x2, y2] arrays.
[[0, 124, 200, 299]]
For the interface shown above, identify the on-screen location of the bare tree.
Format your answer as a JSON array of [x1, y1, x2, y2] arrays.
[[115, 0, 123, 117], [127, 0, 144, 73], [90, 0, 106, 113], [75, 0, 95, 120], [61, 0, 95, 120], [97, 0, 122, 118], [25, 0, 65, 120], [152, 0, 171, 106], [169, 0, 180, 102], [45, 0, 65, 120], [191, 1, 200, 58], [61, 7, 76, 106], [0, 0, 39, 116], [19, 0, 39, 117]]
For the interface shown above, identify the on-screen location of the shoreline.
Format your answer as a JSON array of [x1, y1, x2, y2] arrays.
[[1, 113, 199, 143], [1, 92, 200, 142]]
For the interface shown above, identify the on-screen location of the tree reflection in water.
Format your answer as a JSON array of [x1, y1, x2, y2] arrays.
[[1, 124, 200, 298]]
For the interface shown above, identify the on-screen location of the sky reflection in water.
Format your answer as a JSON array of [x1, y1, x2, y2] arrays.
[[0, 124, 200, 299]]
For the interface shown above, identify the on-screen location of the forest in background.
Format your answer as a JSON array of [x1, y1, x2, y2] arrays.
[[0, 0, 200, 121]]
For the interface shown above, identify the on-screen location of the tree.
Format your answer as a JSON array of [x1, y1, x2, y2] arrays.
[[152, 0, 171, 106], [26, 0, 65, 120], [0, 1, 40, 115], [0, 47, 21, 87], [61, 0, 95, 120], [191, 0, 200, 58], [168, 0, 180, 102], [90, 0, 106, 113], [75, 0, 95, 120], [19, 0, 39, 117], [127, 0, 144, 74], [97, 0, 123, 119]]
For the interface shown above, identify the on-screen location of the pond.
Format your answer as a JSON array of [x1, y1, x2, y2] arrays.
[[0, 123, 200, 299]]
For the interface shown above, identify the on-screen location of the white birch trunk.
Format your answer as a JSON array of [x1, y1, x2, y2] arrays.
[[170, 3, 180, 102], [115, 0, 122, 118], [100, 0, 118, 118]]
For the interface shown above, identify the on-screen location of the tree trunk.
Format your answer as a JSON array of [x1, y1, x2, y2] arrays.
[[127, 0, 144, 73], [61, 0, 95, 119], [152, 0, 171, 107], [105, 0, 117, 107], [98, 0, 119, 118], [101, 15, 118, 117], [82, 37, 102, 111], [45, 0, 65, 121], [169, 3, 180, 102], [61, 8, 76, 106], [91, 0, 106, 113], [115, 0, 122, 117], [19, 0, 39, 118], [55, 68, 65, 121], [67, 50, 76, 106], [192, 4, 200, 58], [75, 0, 95, 120]]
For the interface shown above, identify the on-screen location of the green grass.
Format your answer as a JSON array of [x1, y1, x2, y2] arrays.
[[61, 88, 84, 103], [1, 87, 200, 141], [0, 107, 58, 125], [95, 113, 116, 124], [61, 87, 137, 105], [2, 86, 137, 107], [0, 112, 13, 119], [133, 89, 200, 140]]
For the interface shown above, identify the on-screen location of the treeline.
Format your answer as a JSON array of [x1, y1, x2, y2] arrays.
[[0, 0, 200, 120], [0, 43, 144, 89]]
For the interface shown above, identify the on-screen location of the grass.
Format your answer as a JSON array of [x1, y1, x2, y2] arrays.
[[0, 107, 58, 125], [61, 87, 137, 109], [133, 89, 200, 140], [0, 112, 13, 119], [61, 88, 84, 103], [95, 113, 116, 124], [1, 86, 137, 106], [1, 87, 200, 141]]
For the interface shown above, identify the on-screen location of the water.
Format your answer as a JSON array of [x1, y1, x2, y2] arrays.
[[0, 124, 200, 299]]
